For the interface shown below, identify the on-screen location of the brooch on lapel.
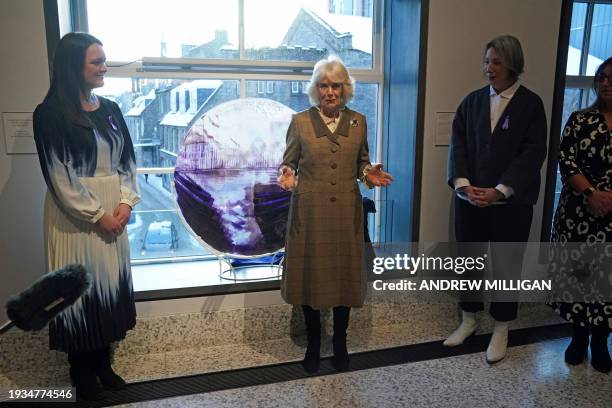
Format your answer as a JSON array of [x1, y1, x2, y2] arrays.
[[350, 119, 359, 127], [501, 115, 510, 130], [108, 115, 118, 131]]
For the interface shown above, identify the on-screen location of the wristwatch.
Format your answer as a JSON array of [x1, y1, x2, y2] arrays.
[[582, 186, 596, 197]]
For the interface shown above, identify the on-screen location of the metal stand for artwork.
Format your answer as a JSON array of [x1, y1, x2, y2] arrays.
[[217, 251, 284, 282]]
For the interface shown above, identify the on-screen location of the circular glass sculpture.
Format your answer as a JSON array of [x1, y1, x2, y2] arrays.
[[174, 98, 293, 257]]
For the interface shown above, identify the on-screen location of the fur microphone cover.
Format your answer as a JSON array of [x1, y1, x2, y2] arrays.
[[5, 264, 91, 331]]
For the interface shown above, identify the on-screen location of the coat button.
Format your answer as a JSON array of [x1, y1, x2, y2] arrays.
[[330, 196, 337, 202], [331, 163, 338, 169], [331, 146, 338, 153], [330, 180, 337, 185]]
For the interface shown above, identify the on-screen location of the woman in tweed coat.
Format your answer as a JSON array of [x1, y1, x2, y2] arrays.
[[278, 56, 393, 373]]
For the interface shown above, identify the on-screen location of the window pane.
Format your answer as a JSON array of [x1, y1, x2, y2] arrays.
[[97, 78, 240, 169], [562, 88, 581, 127], [586, 3, 612, 75], [244, 0, 374, 68], [245, 80, 379, 161], [567, 2, 587, 75], [86, 0, 239, 60], [129, 174, 212, 261]]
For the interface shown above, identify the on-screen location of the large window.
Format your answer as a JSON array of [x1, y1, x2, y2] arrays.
[[553, 0, 612, 214], [57, 0, 386, 294]]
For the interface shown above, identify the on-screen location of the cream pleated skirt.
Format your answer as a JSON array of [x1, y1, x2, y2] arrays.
[[44, 174, 136, 352]]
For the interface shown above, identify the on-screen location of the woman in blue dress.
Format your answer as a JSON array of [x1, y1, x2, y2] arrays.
[[33, 33, 140, 399]]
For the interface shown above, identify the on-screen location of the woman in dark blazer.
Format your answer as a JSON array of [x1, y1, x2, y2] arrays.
[[445, 35, 547, 363], [278, 56, 393, 374]]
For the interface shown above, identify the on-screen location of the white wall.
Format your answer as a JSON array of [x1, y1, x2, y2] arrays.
[[419, 0, 562, 243], [0, 0, 50, 321]]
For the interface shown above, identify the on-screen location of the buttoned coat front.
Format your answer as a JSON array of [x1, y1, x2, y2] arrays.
[[281, 107, 371, 309]]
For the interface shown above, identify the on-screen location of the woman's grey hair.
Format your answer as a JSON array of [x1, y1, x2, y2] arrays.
[[484, 35, 524, 79], [307, 56, 355, 106]]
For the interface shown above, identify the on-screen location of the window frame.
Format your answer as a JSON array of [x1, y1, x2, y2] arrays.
[[540, 0, 610, 244], [43, 0, 428, 301], [47, 0, 388, 289], [266, 80, 274, 94], [290, 81, 300, 94]]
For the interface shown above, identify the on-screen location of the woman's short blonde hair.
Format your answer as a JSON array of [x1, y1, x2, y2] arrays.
[[484, 35, 524, 79], [307, 56, 355, 106]]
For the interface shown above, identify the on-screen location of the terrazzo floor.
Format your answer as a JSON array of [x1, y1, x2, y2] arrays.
[[112, 337, 612, 408]]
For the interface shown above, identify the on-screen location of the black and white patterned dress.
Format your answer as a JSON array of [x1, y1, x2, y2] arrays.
[[548, 109, 612, 329], [33, 97, 141, 351]]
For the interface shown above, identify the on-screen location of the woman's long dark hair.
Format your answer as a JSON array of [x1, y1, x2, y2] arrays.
[[590, 57, 612, 111], [44, 32, 103, 126]]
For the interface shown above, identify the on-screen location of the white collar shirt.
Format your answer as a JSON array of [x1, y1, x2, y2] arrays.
[[316, 106, 345, 132], [489, 80, 520, 132]]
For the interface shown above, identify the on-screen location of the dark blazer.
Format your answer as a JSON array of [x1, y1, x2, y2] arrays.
[[447, 85, 547, 205]]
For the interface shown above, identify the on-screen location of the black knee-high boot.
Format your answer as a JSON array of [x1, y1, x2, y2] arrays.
[[590, 325, 611, 373], [301, 305, 321, 373], [565, 323, 589, 365], [332, 306, 350, 371], [68, 350, 102, 400], [94, 347, 126, 390]]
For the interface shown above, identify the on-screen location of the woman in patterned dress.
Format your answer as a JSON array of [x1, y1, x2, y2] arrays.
[[33, 33, 141, 398], [548, 57, 612, 373]]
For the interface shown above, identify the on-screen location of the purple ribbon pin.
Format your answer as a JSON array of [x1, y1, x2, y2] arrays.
[[108, 115, 118, 131], [501, 115, 509, 130]]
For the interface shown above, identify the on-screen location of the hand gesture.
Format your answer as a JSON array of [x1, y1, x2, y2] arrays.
[[366, 164, 394, 187], [278, 165, 297, 191], [113, 203, 132, 228], [458, 186, 503, 207], [472, 187, 504, 207], [586, 190, 612, 217], [96, 212, 124, 236]]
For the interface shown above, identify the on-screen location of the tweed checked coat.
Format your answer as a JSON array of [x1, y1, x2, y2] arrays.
[[281, 107, 371, 309]]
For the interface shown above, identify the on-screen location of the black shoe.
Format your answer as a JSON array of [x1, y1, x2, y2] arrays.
[[96, 365, 127, 390], [590, 327, 611, 374], [564, 325, 589, 365], [301, 341, 321, 374], [94, 347, 127, 390], [301, 305, 321, 374], [331, 306, 350, 372], [68, 352, 103, 401], [331, 334, 349, 371]]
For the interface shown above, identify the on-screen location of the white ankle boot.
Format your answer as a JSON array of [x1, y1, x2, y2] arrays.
[[443, 312, 477, 347], [486, 321, 509, 364]]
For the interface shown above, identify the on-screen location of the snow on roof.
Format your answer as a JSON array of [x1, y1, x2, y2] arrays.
[[173, 79, 223, 92], [160, 111, 200, 127], [160, 80, 223, 127], [125, 89, 156, 116], [304, 8, 372, 54]]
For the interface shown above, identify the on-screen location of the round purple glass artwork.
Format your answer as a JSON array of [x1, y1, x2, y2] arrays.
[[174, 98, 294, 256]]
